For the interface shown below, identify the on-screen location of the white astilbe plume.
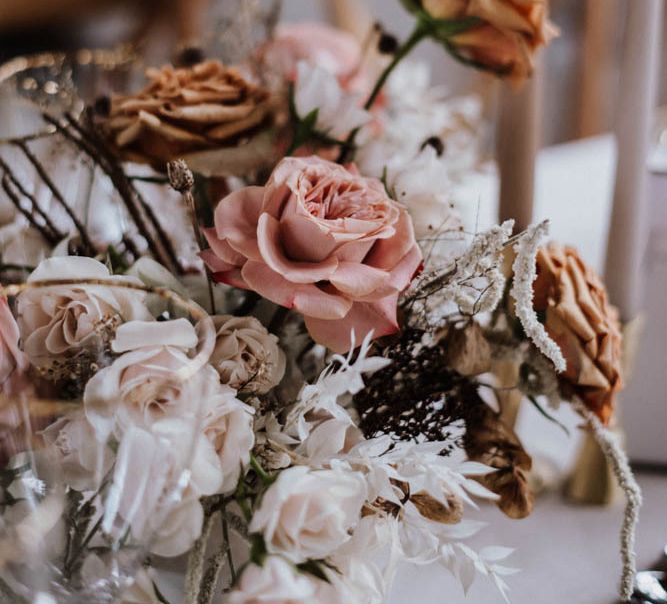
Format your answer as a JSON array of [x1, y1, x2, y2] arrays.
[[509, 220, 566, 373], [572, 399, 642, 602], [407, 220, 513, 324]]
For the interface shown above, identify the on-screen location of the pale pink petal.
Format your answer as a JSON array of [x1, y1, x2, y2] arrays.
[[210, 268, 248, 289], [364, 210, 417, 271], [203, 228, 246, 266], [329, 262, 391, 298], [257, 214, 338, 284], [386, 244, 423, 292], [280, 213, 338, 262], [334, 239, 375, 263], [304, 295, 400, 353], [199, 249, 238, 274], [241, 261, 351, 320], [214, 186, 264, 261]]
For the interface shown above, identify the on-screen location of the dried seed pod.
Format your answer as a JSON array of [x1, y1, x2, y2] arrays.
[[410, 491, 464, 524]]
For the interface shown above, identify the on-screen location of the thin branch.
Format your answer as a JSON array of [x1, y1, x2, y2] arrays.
[[14, 140, 95, 254], [0, 174, 60, 245]]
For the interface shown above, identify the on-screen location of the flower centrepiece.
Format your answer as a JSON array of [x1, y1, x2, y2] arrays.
[[202, 156, 423, 353]]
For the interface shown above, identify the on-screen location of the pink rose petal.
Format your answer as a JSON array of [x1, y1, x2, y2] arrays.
[[304, 294, 400, 353], [257, 214, 338, 284]]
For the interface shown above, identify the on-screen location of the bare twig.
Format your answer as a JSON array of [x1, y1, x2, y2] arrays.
[[0, 174, 60, 245], [13, 140, 95, 254]]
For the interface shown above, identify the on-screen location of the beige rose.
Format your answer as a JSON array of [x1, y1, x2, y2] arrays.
[[533, 243, 622, 425], [101, 60, 272, 168], [16, 257, 150, 372], [209, 315, 286, 394], [422, 0, 558, 83]]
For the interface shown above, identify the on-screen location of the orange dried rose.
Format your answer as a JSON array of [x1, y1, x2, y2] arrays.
[[422, 0, 558, 83], [101, 60, 272, 168], [533, 243, 622, 425]]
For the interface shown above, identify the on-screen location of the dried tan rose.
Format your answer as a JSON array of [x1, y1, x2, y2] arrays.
[[101, 60, 272, 168], [464, 403, 533, 519], [422, 0, 558, 84], [210, 315, 285, 394], [533, 243, 622, 425]]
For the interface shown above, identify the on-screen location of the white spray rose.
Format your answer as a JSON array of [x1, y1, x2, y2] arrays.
[[249, 466, 367, 562]]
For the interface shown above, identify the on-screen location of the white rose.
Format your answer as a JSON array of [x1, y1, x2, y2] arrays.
[[249, 466, 367, 561], [227, 556, 315, 604], [41, 411, 113, 492], [83, 319, 208, 438], [210, 315, 285, 394], [202, 385, 255, 494], [16, 256, 150, 368], [102, 422, 219, 556]]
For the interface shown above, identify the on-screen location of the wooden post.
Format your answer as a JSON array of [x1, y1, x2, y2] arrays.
[[496, 58, 543, 232]]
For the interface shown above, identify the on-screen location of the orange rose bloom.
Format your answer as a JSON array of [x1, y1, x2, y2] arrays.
[[101, 60, 272, 167], [422, 0, 558, 83], [533, 244, 622, 425]]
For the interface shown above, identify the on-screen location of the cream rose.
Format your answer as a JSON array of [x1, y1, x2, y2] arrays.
[[227, 556, 316, 604], [84, 319, 254, 494], [210, 314, 285, 394], [16, 256, 150, 369], [41, 411, 114, 492], [249, 466, 367, 561]]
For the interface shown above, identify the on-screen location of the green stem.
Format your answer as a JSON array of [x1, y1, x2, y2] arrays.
[[338, 22, 428, 163], [249, 454, 271, 485]]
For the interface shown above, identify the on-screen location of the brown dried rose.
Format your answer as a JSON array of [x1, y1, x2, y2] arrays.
[[533, 243, 622, 425], [464, 402, 533, 519], [421, 0, 558, 84], [101, 60, 272, 168]]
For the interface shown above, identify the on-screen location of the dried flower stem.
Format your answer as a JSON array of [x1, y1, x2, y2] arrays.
[[42, 112, 181, 273], [184, 507, 218, 604], [167, 159, 217, 314], [65, 112, 184, 273], [0, 173, 60, 245], [510, 220, 566, 373], [13, 140, 95, 254], [572, 399, 642, 601]]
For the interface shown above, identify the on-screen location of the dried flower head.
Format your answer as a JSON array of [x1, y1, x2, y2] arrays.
[[464, 402, 534, 519], [101, 60, 272, 168], [533, 243, 622, 425]]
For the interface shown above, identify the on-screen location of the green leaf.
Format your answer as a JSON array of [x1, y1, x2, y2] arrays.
[[399, 0, 422, 15], [527, 395, 570, 436]]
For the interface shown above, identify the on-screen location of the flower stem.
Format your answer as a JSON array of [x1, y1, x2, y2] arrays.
[[337, 22, 427, 164]]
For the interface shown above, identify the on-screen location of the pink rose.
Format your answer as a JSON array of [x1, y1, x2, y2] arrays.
[[0, 297, 29, 393], [202, 156, 422, 353], [259, 22, 363, 87]]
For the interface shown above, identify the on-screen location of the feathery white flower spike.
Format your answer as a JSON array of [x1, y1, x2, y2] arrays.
[[510, 220, 567, 373], [572, 399, 642, 602]]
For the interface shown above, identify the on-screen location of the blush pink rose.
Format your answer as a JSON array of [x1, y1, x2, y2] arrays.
[[201, 156, 422, 353]]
